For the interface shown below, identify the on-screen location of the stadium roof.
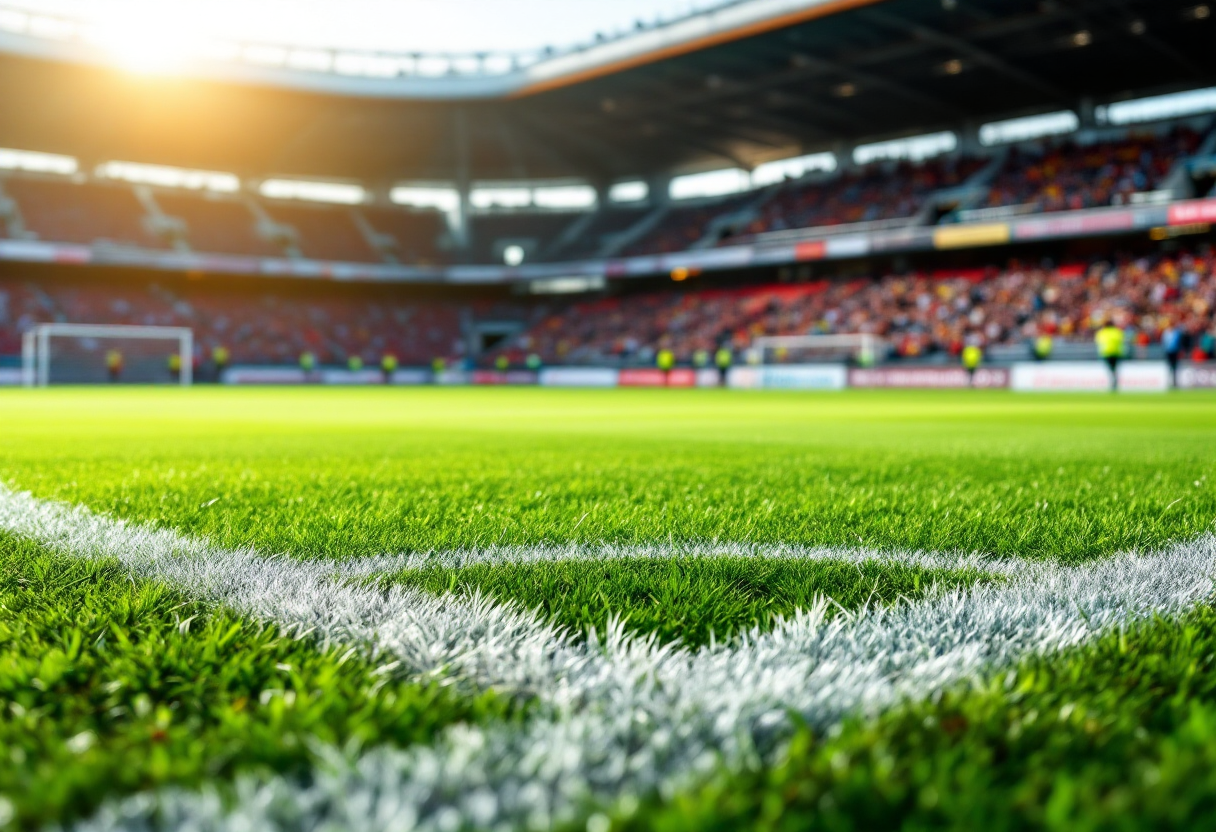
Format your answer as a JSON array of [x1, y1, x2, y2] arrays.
[[0, 0, 1211, 183]]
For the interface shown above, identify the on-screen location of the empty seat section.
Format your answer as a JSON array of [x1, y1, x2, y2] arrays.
[[623, 194, 753, 256], [360, 207, 447, 265], [553, 206, 649, 259], [469, 212, 583, 263], [156, 193, 283, 257], [261, 202, 382, 263], [6, 178, 165, 249]]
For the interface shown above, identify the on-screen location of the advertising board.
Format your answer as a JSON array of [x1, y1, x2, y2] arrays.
[[848, 367, 1010, 389], [390, 369, 433, 385], [728, 364, 847, 390], [471, 370, 539, 385], [538, 367, 619, 388], [319, 369, 388, 385], [618, 368, 702, 387], [1167, 198, 1216, 226], [1178, 364, 1216, 389], [222, 367, 308, 384], [1011, 361, 1169, 392]]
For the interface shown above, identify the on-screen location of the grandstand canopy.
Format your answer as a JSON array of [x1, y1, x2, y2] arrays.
[[0, 0, 1211, 185]]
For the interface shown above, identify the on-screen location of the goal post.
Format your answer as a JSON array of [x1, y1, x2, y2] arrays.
[[749, 333, 885, 366], [22, 323, 193, 387]]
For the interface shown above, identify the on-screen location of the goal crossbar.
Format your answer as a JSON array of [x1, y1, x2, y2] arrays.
[[23, 323, 193, 387]]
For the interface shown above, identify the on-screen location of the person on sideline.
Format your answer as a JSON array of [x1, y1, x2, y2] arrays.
[[961, 341, 983, 386], [380, 353, 398, 384], [656, 348, 675, 384], [105, 349, 123, 384], [1095, 319, 1124, 392], [212, 345, 229, 382], [1161, 323, 1183, 387], [715, 345, 733, 387]]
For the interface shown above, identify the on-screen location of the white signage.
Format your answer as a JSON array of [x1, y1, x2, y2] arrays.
[[729, 364, 847, 391]]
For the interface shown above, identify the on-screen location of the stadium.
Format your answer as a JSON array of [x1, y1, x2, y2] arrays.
[[1, 0, 1216, 828]]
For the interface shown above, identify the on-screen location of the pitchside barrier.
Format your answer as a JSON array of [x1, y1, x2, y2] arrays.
[[6, 360, 1215, 391], [1009, 361, 1170, 393]]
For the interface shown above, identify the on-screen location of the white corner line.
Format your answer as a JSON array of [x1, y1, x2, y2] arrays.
[[3, 485, 1214, 832]]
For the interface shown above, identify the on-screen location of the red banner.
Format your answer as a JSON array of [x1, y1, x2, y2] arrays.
[[1168, 199, 1216, 226], [618, 368, 697, 387]]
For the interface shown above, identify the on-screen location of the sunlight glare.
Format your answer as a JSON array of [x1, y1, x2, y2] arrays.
[[83, 3, 201, 74]]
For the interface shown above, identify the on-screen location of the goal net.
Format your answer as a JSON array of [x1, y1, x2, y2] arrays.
[[748, 333, 885, 366], [22, 324, 193, 387]]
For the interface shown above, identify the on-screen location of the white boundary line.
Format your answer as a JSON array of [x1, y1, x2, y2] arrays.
[[3, 485, 1215, 831], [343, 539, 1033, 578]]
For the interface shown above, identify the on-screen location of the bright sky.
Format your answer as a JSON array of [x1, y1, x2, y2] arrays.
[[7, 0, 737, 53]]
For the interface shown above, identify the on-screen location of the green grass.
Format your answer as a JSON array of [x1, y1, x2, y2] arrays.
[[389, 557, 993, 647], [1, 388, 1214, 562], [2, 386, 1216, 829], [617, 603, 1216, 831], [0, 532, 519, 830]]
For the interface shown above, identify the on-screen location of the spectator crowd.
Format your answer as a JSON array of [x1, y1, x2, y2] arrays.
[[2, 250, 1214, 371], [492, 250, 1216, 366]]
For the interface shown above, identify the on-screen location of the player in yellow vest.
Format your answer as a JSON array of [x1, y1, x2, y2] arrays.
[[1033, 334, 1053, 362], [715, 346, 733, 387], [167, 352, 182, 382], [1095, 323, 1124, 391], [211, 345, 230, 384], [961, 343, 983, 386], [656, 348, 675, 384], [105, 349, 123, 383], [380, 353, 398, 384]]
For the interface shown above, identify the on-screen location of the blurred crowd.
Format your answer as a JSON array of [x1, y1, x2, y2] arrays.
[[493, 250, 1216, 365], [742, 157, 987, 236], [983, 127, 1204, 213], [3, 250, 1214, 369], [0, 277, 467, 367]]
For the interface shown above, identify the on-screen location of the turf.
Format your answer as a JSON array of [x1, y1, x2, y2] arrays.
[[2, 386, 1216, 829], [616, 602, 1216, 831], [0, 388, 1214, 562], [0, 532, 519, 830], [389, 557, 993, 647]]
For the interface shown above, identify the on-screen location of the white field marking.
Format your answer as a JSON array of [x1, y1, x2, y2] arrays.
[[342, 539, 1035, 579], [2, 486, 1215, 832]]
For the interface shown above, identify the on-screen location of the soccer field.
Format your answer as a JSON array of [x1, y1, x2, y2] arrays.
[[3, 387, 1216, 830]]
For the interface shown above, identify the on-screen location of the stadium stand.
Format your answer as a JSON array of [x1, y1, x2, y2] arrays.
[[359, 207, 448, 266], [469, 211, 586, 263], [489, 250, 1216, 365], [740, 157, 988, 238], [3, 248, 1214, 371], [622, 193, 756, 256], [0, 120, 1209, 267], [983, 126, 1204, 214], [0, 274, 469, 367], [155, 192, 284, 258], [260, 201, 383, 263], [4, 178, 167, 249], [546, 205, 650, 260]]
